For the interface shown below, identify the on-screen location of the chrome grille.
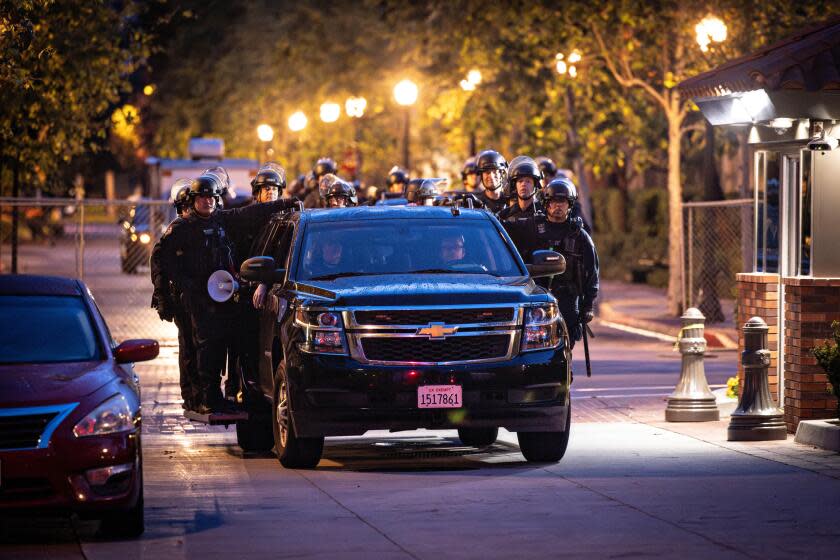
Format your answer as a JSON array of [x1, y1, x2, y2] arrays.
[[354, 307, 514, 326], [361, 335, 510, 363]]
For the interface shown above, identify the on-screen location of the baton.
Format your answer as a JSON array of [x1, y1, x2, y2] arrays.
[[582, 321, 592, 377]]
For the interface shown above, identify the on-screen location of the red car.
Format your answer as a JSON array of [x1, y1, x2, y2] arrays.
[[0, 274, 158, 537]]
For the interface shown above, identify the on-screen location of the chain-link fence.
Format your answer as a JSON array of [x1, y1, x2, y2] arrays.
[[0, 197, 178, 345], [681, 198, 753, 323]]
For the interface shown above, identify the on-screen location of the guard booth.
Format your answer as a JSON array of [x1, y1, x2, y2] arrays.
[[679, 20, 840, 432]]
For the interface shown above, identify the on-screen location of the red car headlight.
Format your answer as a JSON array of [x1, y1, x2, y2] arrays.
[[73, 394, 136, 438]]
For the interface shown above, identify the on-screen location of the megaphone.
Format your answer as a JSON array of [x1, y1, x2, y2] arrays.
[[207, 270, 239, 303]]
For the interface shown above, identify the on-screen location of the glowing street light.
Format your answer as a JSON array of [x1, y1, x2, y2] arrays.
[[256, 123, 274, 142], [288, 111, 307, 132], [345, 97, 367, 118], [467, 69, 482, 86], [393, 79, 418, 170], [320, 102, 340, 123], [393, 79, 418, 106], [460, 70, 483, 156], [460, 79, 476, 92], [556, 50, 581, 78], [695, 16, 727, 52], [143, 84, 155, 96]]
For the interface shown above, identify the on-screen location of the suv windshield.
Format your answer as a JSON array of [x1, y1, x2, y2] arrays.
[[0, 296, 100, 364], [297, 218, 523, 281]]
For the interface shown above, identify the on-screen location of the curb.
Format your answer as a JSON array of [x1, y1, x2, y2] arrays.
[[599, 301, 738, 349]]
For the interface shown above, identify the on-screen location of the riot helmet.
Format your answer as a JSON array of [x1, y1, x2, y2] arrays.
[[476, 149, 508, 193], [251, 163, 287, 195], [188, 174, 224, 216], [324, 179, 358, 208], [536, 157, 558, 182], [405, 178, 441, 206], [461, 157, 478, 181], [313, 157, 337, 180], [169, 178, 193, 215], [386, 166, 409, 195], [543, 176, 578, 204], [203, 166, 231, 198], [507, 156, 542, 201]]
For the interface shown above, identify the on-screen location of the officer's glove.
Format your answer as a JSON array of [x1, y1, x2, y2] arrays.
[[580, 308, 594, 324]]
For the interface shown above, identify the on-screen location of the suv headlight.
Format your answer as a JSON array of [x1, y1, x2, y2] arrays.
[[521, 304, 560, 352], [73, 394, 136, 438], [295, 307, 348, 355]]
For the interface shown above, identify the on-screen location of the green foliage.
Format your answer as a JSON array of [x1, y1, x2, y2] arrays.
[[0, 0, 151, 193], [813, 321, 840, 419]]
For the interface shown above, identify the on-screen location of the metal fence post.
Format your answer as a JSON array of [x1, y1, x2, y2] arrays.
[[665, 307, 720, 421], [728, 317, 787, 440]]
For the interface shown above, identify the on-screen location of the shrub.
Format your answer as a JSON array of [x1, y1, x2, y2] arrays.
[[812, 320, 840, 419]]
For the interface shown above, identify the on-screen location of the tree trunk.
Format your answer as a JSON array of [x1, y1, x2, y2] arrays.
[[564, 85, 592, 226], [666, 112, 683, 316]]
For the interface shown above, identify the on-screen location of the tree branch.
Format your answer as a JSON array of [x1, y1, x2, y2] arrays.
[[591, 24, 669, 112], [680, 123, 706, 137]]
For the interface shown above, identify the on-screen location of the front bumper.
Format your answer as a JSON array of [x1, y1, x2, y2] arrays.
[[0, 429, 141, 516], [291, 349, 570, 437]]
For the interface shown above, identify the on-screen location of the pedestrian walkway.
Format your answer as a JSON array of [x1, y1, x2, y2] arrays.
[[598, 279, 739, 348]]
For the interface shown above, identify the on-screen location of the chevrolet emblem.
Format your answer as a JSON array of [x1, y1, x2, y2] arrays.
[[417, 322, 458, 339]]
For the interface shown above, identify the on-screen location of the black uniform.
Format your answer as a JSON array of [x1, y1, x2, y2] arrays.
[[508, 215, 599, 348], [498, 199, 543, 223], [150, 217, 199, 409], [475, 191, 509, 214], [159, 199, 296, 411]]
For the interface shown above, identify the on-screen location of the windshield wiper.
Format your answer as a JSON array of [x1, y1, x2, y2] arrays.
[[404, 268, 453, 274], [308, 272, 384, 281]]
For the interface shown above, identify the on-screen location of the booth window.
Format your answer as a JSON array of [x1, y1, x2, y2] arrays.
[[754, 151, 780, 273]]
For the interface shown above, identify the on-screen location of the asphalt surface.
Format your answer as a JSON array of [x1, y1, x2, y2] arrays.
[[3, 235, 840, 559]]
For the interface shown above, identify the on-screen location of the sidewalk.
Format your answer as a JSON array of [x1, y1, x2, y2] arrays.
[[598, 279, 739, 349]]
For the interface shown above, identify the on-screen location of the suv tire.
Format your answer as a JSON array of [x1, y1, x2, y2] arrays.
[[457, 427, 498, 448], [272, 361, 323, 468], [517, 404, 571, 463]]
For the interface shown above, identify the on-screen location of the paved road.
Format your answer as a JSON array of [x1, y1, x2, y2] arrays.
[[7, 238, 840, 559]]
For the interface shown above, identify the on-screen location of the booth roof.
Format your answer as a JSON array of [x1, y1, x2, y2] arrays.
[[679, 18, 840, 99]]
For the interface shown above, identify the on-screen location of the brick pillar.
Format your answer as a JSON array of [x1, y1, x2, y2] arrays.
[[783, 277, 840, 432], [736, 273, 780, 403]]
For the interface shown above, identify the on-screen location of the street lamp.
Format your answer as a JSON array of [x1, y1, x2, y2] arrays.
[[460, 69, 483, 156], [394, 79, 418, 170], [320, 102, 340, 123], [257, 123, 275, 162], [346, 97, 367, 179], [695, 16, 727, 52], [287, 111, 308, 177]]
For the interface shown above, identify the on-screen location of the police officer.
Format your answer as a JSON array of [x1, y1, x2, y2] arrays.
[[536, 156, 558, 188], [303, 157, 337, 209], [498, 156, 543, 223], [323, 178, 358, 208], [405, 179, 441, 206], [474, 149, 509, 214], [151, 178, 198, 410], [461, 157, 479, 192], [157, 174, 299, 414], [377, 166, 409, 205], [511, 177, 598, 350]]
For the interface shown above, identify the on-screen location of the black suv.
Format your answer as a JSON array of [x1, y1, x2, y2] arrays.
[[238, 206, 570, 468]]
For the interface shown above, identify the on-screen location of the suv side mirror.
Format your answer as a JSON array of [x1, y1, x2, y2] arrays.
[[241, 256, 286, 284], [526, 250, 566, 278]]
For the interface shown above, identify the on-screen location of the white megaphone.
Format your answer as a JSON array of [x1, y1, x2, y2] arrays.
[[207, 270, 239, 303]]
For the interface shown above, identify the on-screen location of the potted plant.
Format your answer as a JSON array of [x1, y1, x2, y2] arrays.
[[812, 320, 840, 420]]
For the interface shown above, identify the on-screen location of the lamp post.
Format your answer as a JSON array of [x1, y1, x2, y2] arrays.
[[460, 69, 482, 156], [256, 123, 274, 163], [346, 96, 367, 180], [693, 15, 728, 322], [394, 79, 418, 171], [288, 110, 307, 177], [554, 49, 592, 227]]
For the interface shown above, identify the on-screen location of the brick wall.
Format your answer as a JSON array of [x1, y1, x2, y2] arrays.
[[736, 273, 780, 403], [783, 277, 840, 432]]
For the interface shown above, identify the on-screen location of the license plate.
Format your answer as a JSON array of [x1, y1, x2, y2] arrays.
[[418, 385, 462, 409]]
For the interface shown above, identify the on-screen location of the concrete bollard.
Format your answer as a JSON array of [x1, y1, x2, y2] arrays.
[[727, 317, 787, 441], [666, 308, 720, 421]]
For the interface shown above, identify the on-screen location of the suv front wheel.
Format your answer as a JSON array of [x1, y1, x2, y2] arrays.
[[272, 361, 324, 469], [517, 404, 571, 463]]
